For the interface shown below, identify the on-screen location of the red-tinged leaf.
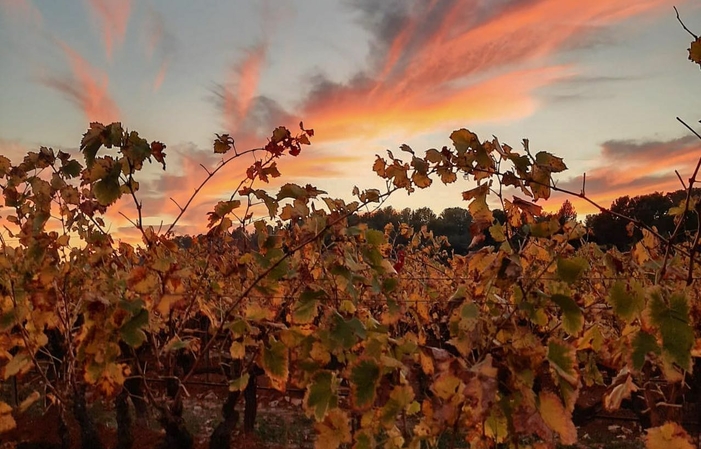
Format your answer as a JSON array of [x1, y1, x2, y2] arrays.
[[150, 141, 167, 169], [689, 37, 701, 66], [372, 156, 386, 177]]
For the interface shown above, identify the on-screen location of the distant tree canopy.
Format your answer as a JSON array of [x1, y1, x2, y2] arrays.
[[585, 189, 700, 250], [351, 206, 472, 254]]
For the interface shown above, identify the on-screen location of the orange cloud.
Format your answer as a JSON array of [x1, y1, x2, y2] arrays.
[[297, 0, 677, 144], [550, 135, 701, 215], [85, 0, 131, 60], [223, 44, 267, 133], [40, 40, 120, 123], [0, 0, 42, 25]]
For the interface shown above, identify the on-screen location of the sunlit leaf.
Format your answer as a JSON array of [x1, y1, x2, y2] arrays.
[[646, 422, 694, 449]]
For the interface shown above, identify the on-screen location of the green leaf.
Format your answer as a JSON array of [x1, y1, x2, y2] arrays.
[[229, 373, 250, 392], [261, 338, 289, 391], [550, 294, 583, 335], [608, 281, 643, 323], [329, 314, 366, 350], [380, 384, 415, 428], [547, 340, 578, 386], [365, 229, 384, 246], [120, 308, 149, 348], [292, 289, 324, 324], [649, 291, 693, 371], [350, 358, 381, 410], [304, 370, 337, 421], [556, 257, 588, 284], [631, 331, 660, 371]]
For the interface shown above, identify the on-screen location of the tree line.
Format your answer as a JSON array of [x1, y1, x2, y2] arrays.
[[344, 188, 699, 255]]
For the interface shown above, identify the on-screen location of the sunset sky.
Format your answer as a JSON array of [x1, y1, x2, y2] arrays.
[[1, 0, 701, 240]]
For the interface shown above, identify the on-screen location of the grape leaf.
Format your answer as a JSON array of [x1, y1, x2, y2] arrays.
[[535, 151, 567, 172], [292, 289, 324, 324], [350, 358, 381, 410], [689, 37, 701, 66], [260, 337, 289, 391], [314, 409, 351, 449], [539, 391, 577, 445], [608, 281, 643, 323], [119, 308, 149, 348], [556, 257, 588, 284], [304, 370, 337, 421], [0, 401, 16, 433], [632, 331, 660, 371], [547, 340, 578, 386], [550, 294, 583, 335], [648, 291, 693, 371], [646, 422, 695, 449]]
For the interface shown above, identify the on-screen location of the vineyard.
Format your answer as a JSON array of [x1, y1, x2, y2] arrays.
[[2, 18, 701, 449]]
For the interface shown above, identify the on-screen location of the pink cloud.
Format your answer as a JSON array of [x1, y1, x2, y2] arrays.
[[85, 0, 131, 60], [40, 40, 120, 123]]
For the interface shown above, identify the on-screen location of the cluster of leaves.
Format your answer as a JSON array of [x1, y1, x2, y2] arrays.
[[3, 116, 701, 449]]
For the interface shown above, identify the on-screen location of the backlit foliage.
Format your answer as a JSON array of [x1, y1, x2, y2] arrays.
[[2, 115, 701, 449]]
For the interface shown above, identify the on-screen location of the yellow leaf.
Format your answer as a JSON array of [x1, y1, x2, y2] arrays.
[[18, 391, 40, 413], [229, 341, 245, 359], [0, 401, 16, 433], [538, 391, 577, 445], [157, 294, 182, 316], [646, 422, 694, 449], [315, 408, 351, 449]]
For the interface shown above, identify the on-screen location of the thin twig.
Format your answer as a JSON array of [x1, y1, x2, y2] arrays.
[[674, 6, 698, 39]]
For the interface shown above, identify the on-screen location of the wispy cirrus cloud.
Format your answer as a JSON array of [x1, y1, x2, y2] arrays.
[[188, 0, 683, 230], [39, 39, 120, 123], [143, 7, 175, 92], [0, 0, 42, 26], [85, 0, 132, 60]]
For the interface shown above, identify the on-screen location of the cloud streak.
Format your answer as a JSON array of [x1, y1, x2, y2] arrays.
[[85, 0, 131, 60], [0, 0, 42, 26], [40, 40, 120, 123], [143, 7, 175, 92], [554, 135, 701, 214]]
